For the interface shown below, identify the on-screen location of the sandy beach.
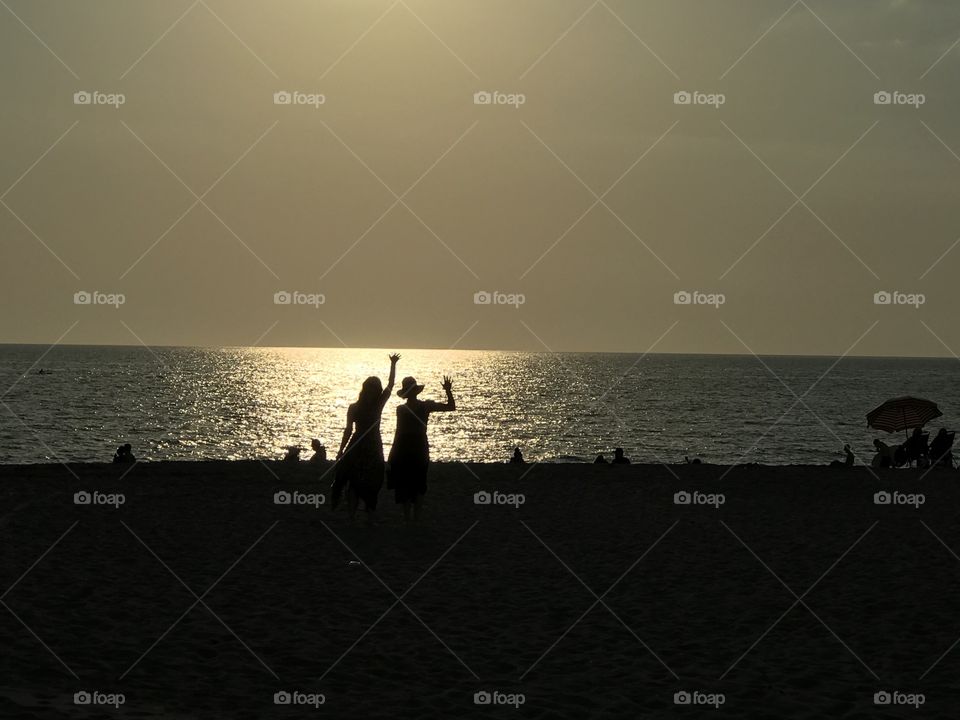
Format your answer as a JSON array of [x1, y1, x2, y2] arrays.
[[0, 460, 958, 719]]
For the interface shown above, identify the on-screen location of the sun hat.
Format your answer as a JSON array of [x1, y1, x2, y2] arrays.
[[397, 376, 424, 398]]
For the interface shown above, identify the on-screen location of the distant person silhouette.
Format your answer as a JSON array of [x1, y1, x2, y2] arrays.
[[510, 447, 525, 464], [113, 443, 135, 464], [685, 455, 702, 464], [611, 447, 630, 465], [930, 428, 955, 468], [310, 439, 327, 463], [387, 375, 456, 522], [829, 444, 854, 468], [871, 439, 895, 468], [594, 454, 608, 464], [283, 446, 302, 462], [904, 427, 930, 468], [332, 354, 399, 522]]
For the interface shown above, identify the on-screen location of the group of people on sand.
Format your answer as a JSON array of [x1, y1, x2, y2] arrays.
[[594, 448, 631, 465], [330, 354, 456, 523], [283, 439, 327, 463], [868, 427, 955, 469], [829, 428, 956, 469], [507, 447, 633, 465]]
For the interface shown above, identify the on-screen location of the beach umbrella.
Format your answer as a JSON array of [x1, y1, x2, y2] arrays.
[[866, 396, 942, 436]]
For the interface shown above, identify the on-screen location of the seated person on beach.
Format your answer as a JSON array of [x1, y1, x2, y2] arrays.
[[113, 443, 135, 464], [594, 454, 608, 464], [930, 428, 955, 468], [904, 428, 930, 468], [685, 455, 702, 464], [510, 447, 524, 464], [310, 439, 327, 463], [611, 447, 630, 465], [283, 446, 301, 462], [829, 444, 855, 468], [871, 439, 895, 468]]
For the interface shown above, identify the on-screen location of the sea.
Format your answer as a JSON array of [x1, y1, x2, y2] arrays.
[[0, 345, 957, 466]]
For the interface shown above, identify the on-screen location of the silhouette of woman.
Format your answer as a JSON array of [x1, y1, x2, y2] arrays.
[[332, 354, 399, 521], [387, 375, 456, 521]]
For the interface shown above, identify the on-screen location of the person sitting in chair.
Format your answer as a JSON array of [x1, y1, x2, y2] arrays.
[[904, 428, 930, 468], [930, 428, 955, 468]]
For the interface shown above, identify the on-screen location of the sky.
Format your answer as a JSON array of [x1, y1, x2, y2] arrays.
[[2, 0, 960, 357]]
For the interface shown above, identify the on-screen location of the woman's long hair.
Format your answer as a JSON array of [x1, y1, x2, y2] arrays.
[[356, 376, 383, 413]]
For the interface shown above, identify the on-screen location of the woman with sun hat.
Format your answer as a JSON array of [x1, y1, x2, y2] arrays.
[[387, 374, 456, 521]]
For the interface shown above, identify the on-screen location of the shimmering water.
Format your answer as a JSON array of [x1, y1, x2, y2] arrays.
[[0, 345, 957, 465]]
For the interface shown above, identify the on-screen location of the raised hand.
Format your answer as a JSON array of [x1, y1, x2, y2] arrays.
[[442, 375, 453, 392], [389, 353, 401, 364]]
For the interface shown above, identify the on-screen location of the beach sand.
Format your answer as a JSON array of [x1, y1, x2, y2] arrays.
[[0, 460, 958, 718]]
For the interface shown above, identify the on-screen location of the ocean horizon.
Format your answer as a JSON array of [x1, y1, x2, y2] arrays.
[[2, 344, 956, 466]]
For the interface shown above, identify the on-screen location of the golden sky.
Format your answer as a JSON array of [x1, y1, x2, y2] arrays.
[[2, 0, 959, 356]]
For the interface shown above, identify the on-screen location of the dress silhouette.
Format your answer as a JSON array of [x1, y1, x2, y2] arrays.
[[387, 375, 456, 521], [332, 354, 399, 519]]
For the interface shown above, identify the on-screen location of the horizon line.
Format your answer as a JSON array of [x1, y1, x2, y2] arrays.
[[0, 340, 955, 362]]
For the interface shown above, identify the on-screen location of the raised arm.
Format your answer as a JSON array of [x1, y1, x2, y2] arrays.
[[336, 405, 355, 460], [432, 376, 456, 412], [381, 353, 400, 404]]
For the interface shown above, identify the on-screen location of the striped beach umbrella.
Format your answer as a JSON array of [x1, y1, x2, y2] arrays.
[[866, 396, 942, 435]]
